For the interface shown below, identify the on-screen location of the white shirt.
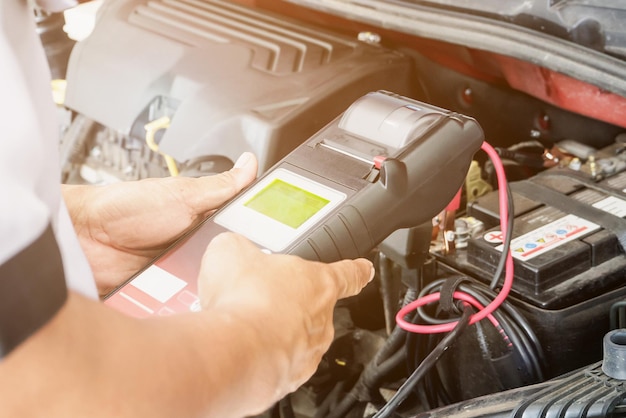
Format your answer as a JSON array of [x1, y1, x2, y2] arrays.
[[0, 0, 98, 298]]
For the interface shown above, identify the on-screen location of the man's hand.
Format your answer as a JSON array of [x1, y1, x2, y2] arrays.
[[63, 153, 258, 296], [197, 233, 375, 415]]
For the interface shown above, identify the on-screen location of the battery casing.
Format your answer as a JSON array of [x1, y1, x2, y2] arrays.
[[456, 144, 626, 376]]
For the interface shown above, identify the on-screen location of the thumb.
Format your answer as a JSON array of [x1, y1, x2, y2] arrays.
[[212, 151, 258, 193], [328, 258, 375, 300], [229, 152, 259, 189], [184, 152, 258, 214]]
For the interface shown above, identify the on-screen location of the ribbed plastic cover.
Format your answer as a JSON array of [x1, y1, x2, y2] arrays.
[[64, 0, 414, 171]]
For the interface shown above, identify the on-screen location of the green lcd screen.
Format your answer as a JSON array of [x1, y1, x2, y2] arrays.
[[244, 179, 330, 229]]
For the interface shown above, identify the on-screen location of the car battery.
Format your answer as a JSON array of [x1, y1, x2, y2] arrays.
[[456, 143, 626, 376], [468, 145, 626, 309]]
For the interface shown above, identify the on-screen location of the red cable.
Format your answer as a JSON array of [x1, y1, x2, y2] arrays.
[[396, 141, 513, 334]]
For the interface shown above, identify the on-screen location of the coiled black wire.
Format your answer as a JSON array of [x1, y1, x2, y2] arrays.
[[409, 277, 546, 409]]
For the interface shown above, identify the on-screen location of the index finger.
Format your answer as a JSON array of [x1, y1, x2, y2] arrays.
[[327, 258, 375, 300]]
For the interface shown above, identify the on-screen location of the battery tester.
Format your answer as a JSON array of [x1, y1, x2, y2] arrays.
[[105, 91, 484, 316]]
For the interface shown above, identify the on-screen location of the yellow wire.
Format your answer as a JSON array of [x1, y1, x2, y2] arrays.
[[144, 116, 179, 177]]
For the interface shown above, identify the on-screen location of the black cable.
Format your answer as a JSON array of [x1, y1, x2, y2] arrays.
[[372, 304, 473, 418], [470, 286, 546, 378], [403, 309, 437, 410], [495, 147, 547, 169], [412, 279, 545, 382], [374, 288, 418, 366], [490, 184, 514, 289], [416, 279, 541, 356]]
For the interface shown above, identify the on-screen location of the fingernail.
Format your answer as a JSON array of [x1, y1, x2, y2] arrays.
[[369, 265, 375, 282], [233, 152, 252, 169]]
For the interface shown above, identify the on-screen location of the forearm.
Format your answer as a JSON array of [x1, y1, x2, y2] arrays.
[[0, 292, 285, 418]]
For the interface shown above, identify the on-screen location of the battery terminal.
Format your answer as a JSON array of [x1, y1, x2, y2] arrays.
[[588, 155, 599, 179]]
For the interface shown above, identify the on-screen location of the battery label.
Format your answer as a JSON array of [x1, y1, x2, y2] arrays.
[[494, 214, 599, 260], [490, 195, 626, 260]]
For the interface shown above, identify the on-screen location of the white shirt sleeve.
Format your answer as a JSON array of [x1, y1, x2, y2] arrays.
[[0, 0, 97, 298]]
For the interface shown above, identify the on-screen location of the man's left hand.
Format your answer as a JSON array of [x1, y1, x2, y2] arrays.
[[63, 153, 257, 296]]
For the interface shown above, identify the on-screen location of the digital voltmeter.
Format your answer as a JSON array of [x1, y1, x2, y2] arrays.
[[104, 91, 484, 317]]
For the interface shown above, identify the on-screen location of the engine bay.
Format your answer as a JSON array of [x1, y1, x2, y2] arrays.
[[45, 0, 626, 416]]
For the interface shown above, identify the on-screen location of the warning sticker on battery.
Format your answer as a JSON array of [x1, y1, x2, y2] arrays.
[[494, 214, 600, 260]]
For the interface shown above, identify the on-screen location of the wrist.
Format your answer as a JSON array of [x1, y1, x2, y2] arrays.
[[196, 308, 291, 416]]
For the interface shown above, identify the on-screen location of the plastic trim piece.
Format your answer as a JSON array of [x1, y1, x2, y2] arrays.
[[416, 361, 626, 418]]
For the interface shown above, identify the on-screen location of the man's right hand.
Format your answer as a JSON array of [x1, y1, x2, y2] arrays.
[[197, 232, 374, 416]]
